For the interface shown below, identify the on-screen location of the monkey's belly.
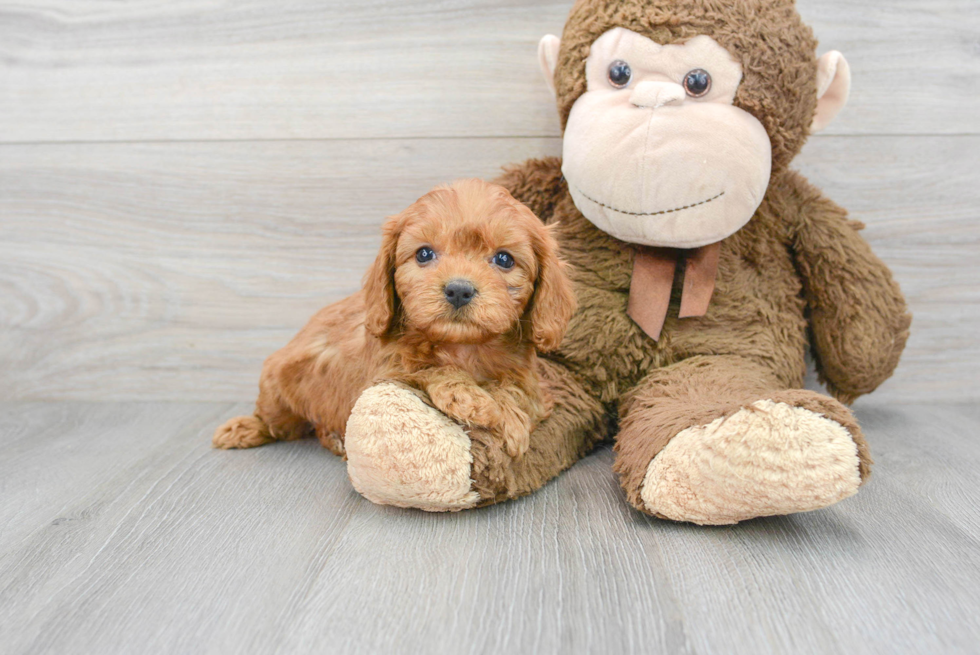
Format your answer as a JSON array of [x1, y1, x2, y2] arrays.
[[554, 279, 808, 403]]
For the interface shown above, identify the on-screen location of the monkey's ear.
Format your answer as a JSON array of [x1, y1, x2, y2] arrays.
[[538, 35, 562, 95], [811, 51, 851, 133]]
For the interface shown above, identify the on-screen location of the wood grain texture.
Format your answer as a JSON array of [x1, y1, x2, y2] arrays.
[[1, 401, 978, 654], [1, 0, 977, 144], [2, 136, 977, 402], [0, 137, 559, 400]]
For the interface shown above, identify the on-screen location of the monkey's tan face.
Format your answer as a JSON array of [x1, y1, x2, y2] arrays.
[[559, 28, 772, 248]]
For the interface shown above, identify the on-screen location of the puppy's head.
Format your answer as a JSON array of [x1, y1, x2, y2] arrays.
[[364, 179, 575, 349]]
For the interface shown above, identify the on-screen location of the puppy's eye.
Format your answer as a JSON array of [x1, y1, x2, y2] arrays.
[[492, 251, 515, 269], [683, 69, 711, 97], [415, 247, 436, 264], [607, 60, 632, 89]]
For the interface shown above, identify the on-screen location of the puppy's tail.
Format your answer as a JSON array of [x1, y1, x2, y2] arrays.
[[212, 414, 274, 450]]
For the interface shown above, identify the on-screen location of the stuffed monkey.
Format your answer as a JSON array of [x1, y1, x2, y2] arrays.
[[344, 0, 911, 524]]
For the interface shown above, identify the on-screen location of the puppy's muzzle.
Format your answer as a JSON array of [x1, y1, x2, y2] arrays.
[[444, 279, 476, 309]]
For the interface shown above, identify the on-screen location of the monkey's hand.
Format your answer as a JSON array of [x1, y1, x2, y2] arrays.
[[789, 175, 912, 404], [494, 157, 565, 223]]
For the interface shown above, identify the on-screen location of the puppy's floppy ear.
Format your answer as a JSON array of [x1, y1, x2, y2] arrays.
[[363, 212, 406, 338], [527, 217, 576, 352]]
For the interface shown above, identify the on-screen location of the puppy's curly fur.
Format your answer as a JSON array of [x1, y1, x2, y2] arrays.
[[214, 179, 576, 458]]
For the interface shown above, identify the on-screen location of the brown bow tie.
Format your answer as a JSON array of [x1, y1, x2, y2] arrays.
[[627, 242, 721, 341]]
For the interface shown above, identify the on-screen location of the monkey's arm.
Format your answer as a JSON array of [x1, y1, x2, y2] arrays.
[[493, 157, 566, 223], [785, 172, 912, 404]]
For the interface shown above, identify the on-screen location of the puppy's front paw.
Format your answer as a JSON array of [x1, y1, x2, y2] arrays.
[[213, 415, 273, 449], [497, 407, 532, 458], [316, 428, 346, 457], [427, 382, 501, 428]]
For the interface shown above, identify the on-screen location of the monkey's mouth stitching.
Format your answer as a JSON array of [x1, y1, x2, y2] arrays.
[[576, 188, 725, 217]]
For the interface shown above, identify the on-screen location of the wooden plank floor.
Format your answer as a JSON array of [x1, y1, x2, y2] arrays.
[[1, 401, 978, 654]]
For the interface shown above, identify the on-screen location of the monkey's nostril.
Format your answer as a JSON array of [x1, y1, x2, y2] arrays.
[[444, 279, 477, 309]]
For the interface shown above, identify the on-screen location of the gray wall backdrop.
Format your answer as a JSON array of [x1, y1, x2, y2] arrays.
[[1, 0, 977, 403]]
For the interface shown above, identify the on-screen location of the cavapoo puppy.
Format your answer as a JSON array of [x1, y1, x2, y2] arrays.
[[213, 178, 575, 459]]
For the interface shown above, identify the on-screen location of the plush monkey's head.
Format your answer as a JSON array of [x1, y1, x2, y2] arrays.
[[539, 0, 851, 248]]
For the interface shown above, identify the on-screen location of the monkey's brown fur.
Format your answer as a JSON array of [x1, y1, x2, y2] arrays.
[[463, 0, 910, 511], [214, 179, 576, 461]]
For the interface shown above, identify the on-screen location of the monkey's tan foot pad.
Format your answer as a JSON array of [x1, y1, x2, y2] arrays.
[[345, 383, 481, 512], [213, 415, 274, 450], [641, 400, 862, 525]]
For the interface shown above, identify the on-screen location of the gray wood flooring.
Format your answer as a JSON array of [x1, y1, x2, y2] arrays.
[[1, 401, 979, 654]]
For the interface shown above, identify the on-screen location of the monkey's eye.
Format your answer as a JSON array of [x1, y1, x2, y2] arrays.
[[492, 251, 515, 269], [415, 247, 436, 264], [683, 69, 712, 97], [607, 60, 632, 89]]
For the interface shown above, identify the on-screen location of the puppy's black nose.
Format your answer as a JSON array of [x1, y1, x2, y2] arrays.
[[444, 279, 476, 309]]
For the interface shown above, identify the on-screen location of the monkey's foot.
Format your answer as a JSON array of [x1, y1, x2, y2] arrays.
[[213, 415, 274, 449], [345, 383, 481, 512], [640, 400, 863, 525]]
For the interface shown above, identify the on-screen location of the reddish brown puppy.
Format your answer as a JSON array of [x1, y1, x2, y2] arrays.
[[214, 179, 574, 464]]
